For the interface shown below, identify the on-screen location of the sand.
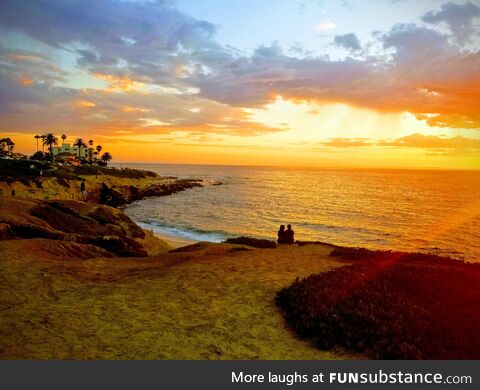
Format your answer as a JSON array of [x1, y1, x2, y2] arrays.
[[0, 238, 355, 359], [153, 232, 198, 249]]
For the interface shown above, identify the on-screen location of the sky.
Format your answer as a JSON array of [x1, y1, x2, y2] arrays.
[[0, 0, 479, 168]]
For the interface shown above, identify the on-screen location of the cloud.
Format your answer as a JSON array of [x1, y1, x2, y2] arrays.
[[378, 133, 480, 155], [0, 0, 223, 91], [0, 0, 479, 134], [334, 33, 361, 51], [316, 133, 480, 156], [422, 1, 480, 44], [319, 138, 372, 147], [198, 22, 480, 127], [314, 19, 336, 32], [92, 73, 145, 93]]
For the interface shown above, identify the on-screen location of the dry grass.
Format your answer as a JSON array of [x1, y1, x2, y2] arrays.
[[0, 240, 354, 359]]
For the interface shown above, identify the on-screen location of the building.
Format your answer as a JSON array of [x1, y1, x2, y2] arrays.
[[0, 137, 15, 158], [51, 143, 90, 160]]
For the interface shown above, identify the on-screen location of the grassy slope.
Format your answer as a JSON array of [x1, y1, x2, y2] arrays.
[[0, 240, 354, 359]]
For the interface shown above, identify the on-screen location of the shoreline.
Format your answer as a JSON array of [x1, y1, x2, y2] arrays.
[[153, 231, 198, 249]]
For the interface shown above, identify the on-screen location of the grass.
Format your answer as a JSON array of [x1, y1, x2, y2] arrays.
[[276, 249, 480, 359], [0, 240, 352, 359]]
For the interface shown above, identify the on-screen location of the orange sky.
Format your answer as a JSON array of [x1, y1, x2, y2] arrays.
[[1, 0, 479, 169]]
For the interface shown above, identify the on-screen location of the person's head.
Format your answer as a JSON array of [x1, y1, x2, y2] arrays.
[[279, 224, 285, 231], [287, 224, 292, 230]]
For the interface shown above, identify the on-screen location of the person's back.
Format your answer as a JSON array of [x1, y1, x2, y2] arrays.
[[284, 224, 294, 244], [277, 225, 285, 244]]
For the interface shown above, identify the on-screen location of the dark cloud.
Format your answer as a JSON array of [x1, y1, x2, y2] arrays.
[[422, 1, 480, 43], [334, 33, 361, 51], [0, 0, 222, 89]]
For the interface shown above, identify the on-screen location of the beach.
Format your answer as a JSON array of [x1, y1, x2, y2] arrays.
[[153, 231, 197, 249]]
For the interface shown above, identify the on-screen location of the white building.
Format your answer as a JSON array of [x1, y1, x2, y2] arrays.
[[51, 143, 90, 159]]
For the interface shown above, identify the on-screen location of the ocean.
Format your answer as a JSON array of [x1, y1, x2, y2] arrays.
[[119, 164, 480, 261]]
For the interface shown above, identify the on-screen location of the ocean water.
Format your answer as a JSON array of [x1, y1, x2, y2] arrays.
[[120, 164, 480, 261]]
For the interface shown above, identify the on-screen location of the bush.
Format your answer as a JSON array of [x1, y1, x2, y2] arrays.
[[70, 165, 157, 179], [296, 240, 333, 247], [223, 236, 276, 249], [30, 151, 52, 162], [276, 255, 480, 359]]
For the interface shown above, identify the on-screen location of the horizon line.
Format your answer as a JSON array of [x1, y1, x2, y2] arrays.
[[111, 161, 480, 172]]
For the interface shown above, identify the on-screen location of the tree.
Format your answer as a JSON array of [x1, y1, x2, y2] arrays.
[[2, 138, 15, 157], [95, 145, 102, 164], [61, 134, 67, 143], [42, 133, 58, 159], [40, 135, 46, 152], [88, 139, 94, 163], [101, 152, 112, 166], [34, 135, 41, 151], [30, 151, 50, 161], [73, 138, 87, 160]]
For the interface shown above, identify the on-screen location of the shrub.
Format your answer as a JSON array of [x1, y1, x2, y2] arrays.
[[223, 236, 276, 249], [276, 256, 480, 359], [296, 240, 333, 247]]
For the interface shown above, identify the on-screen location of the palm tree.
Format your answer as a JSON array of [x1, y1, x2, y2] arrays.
[[101, 152, 112, 166], [61, 134, 67, 144], [73, 138, 87, 161], [95, 145, 102, 164], [88, 139, 94, 163], [40, 135, 46, 152], [42, 133, 58, 159], [34, 135, 41, 151]]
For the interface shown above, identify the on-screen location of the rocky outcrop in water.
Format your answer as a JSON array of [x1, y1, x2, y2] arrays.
[[98, 179, 204, 207], [0, 198, 152, 257]]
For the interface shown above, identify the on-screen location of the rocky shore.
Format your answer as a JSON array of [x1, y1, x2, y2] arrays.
[[0, 160, 204, 207], [97, 178, 203, 208], [0, 197, 168, 257], [0, 162, 208, 258]]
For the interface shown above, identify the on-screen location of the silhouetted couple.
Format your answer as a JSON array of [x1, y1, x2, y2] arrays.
[[278, 224, 294, 244]]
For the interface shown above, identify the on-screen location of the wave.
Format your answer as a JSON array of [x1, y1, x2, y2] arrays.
[[137, 220, 229, 243]]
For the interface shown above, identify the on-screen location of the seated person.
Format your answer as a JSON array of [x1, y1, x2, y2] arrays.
[[284, 224, 294, 244], [277, 225, 285, 244]]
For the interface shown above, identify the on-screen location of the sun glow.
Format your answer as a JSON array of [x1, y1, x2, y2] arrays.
[[245, 96, 434, 143]]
